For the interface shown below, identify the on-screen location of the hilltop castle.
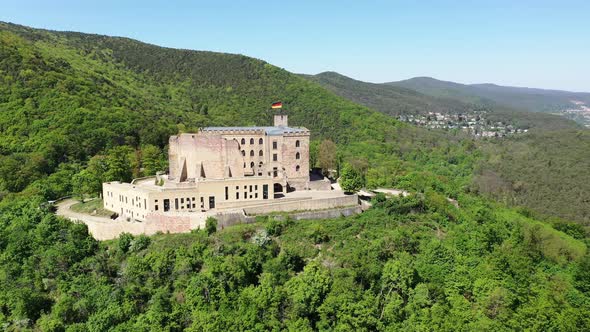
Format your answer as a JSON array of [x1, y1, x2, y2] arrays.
[[102, 112, 315, 221]]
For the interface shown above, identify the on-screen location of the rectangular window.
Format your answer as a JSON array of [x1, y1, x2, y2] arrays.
[[255, 185, 258, 190], [249, 185, 252, 192], [244, 192, 247, 199], [164, 199, 170, 212], [273, 154, 277, 161], [236, 192, 240, 199], [263, 184, 268, 199], [175, 198, 179, 210], [255, 193, 258, 199], [272, 141, 277, 149], [155, 205, 159, 211], [200, 197, 204, 208], [209, 196, 215, 209], [225, 186, 229, 200], [192, 204, 195, 208], [273, 167, 278, 177], [144, 199, 146, 209], [181, 198, 184, 204]]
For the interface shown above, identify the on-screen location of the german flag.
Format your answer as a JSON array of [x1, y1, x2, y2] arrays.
[[271, 101, 283, 109]]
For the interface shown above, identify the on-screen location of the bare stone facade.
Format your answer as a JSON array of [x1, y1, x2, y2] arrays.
[[103, 113, 312, 222], [197, 114, 311, 191]]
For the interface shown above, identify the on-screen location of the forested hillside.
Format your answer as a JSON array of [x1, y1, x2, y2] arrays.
[[0, 22, 589, 330], [1, 188, 589, 330], [307, 71, 581, 131], [0, 22, 402, 200], [304, 71, 479, 116], [304, 71, 590, 224], [473, 129, 590, 225]]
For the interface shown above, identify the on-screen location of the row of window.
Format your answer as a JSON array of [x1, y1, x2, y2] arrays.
[[154, 197, 209, 212], [110, 191, 148, 210], [225, 184, 269, 200], [122, 209, 144, 220], [242, 149, 264, 157], [269, 165, 301, 177], [241, 161, 300, 173], [238, 138, 301, 148], [241, 138, 264, 145], [244, 161, 264, 168], [271, 152, 300, 161], [240, 150, 301, 160]]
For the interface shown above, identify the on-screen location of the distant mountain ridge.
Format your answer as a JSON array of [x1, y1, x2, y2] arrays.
[[303, 71, 482, 117], [306, 71, 582, 131], [388, 76, 590, 115]]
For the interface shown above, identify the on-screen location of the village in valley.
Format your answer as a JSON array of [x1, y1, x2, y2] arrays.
[[397, 111, 529, 138], [559, 100, 590, 128]]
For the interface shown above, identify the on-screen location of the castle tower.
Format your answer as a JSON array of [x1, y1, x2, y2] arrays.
[[273, 113, 288, 127]]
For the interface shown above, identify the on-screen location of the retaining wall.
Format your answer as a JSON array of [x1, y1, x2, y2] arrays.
[[244, 194, 358, 215]]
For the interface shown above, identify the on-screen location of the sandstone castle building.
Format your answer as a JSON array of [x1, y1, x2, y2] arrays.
[[103, 112, 312, 221]]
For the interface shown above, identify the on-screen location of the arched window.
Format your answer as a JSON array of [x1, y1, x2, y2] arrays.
[[259, 138, 263, 144], [259, 150, 263, 156], [241, 138, 245, 145], [295, 140, 300, 147], [296, 165, 300, 172], [250, 138, 254, 145], [250, 162, 255, 168], [241, 150, 245, 157], [250, 150, 254, 157], [295, 152, 300, 159]]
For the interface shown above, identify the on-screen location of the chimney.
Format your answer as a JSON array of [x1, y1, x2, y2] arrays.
[[273, 114, 288, 127]]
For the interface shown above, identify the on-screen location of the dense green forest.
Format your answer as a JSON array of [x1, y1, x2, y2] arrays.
[[1, 190, 589, 330], [473, 129, 590, 225], [0, 22, 590, 330]]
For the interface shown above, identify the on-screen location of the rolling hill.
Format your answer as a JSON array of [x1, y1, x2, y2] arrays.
[[303, 71, 589, 225], [1, 21, 589, 223], [389, 77, 590, 126], [306, 72, 582, 131], [0, 21, 590, 331], [0, 21, 411, 195], [303, 71, 480, 117]]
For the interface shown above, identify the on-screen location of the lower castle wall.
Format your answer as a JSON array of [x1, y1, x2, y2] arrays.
[[243, 194, 358, 215]]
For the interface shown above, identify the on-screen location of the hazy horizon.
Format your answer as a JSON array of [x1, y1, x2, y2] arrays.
[[2, 0, 589, 92]]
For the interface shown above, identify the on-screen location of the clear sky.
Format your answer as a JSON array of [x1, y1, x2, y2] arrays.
[[1, 0, 589, 91]]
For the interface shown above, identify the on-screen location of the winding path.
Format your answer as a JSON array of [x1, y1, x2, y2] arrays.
[[56, 199, 148, 240]]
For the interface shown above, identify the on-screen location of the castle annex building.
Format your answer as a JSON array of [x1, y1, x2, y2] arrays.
[[103, 113, 312, 222]]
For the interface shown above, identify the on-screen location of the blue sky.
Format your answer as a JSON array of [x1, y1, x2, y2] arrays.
[[2, 0, 589, 91]]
